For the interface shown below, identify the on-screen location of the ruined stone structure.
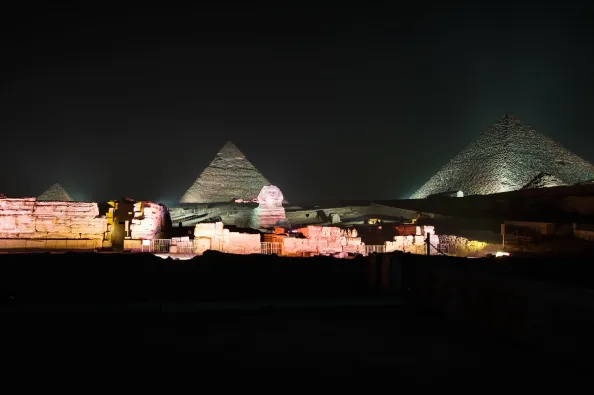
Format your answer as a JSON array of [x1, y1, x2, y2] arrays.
[[170, 201, 419, 231], [129, 201, 170, 240], [250, 185, 287, 229], [194, 222, 261, 254], [285, 203, 418, 227], [104, 199, 172, 251], [282, 226, 364, 256], [385, 225, 439, 254], [179, 141, 274, 204], [0, 197, 106, 249], [169, 203, 255, 227], [412, 115, 594, 198], [38, 183, 73, 201], [438, 235, 497, 257]]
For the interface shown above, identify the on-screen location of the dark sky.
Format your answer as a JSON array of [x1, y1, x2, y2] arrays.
[[1, 1, 593, 204]]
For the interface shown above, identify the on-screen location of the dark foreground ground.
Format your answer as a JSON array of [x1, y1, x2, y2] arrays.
[[1, 251, 593, 385], [2, 301, 591, 386]]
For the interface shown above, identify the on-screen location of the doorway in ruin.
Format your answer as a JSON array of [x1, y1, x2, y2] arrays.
[[111, 219, 127, 251], [111, 201, 135, 251]]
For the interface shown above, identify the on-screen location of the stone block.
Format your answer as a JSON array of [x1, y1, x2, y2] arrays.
[[80, 233, 104, 240], [194, 238, 211, 254], [28, 232, 48, 239], [25, 240, 47, 249], [34, 201, 99, 217], [195, 223, 216, 238], [0, 214, 36, 234], [124, 239, 142, 251], [4, 239, 26, 249], [0, 198, 36, 215]]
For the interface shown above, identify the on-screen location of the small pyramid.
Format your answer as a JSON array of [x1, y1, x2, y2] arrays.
[[411, 116, 594, 198], [179, 141, 273, 203], [38, 183, 73, 201]]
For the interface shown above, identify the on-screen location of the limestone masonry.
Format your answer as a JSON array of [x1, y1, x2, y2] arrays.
[[0, 198, 107, 247], [194, 222, 261, 255], [412, 115, 594, 198], [284, 226, 364, 256], [129, 201, 170, 240]]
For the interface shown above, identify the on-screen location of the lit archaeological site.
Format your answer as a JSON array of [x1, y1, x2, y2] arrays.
[[2, 116, 594, 259]]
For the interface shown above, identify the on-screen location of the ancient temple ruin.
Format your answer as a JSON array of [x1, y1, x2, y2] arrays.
[[179, 141, 274, 204], [0, 197, 106, 250], [412, 115, 594, 198]]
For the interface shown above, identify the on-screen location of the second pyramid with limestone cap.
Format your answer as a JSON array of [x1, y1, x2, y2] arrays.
[[180, 141, 273, 203]]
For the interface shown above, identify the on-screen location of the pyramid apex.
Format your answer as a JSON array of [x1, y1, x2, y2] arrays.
[[499, 113, 518, 122], [217, 140, 245, 158], [38, 183, 73, 201], [179, 141, 274, 203]]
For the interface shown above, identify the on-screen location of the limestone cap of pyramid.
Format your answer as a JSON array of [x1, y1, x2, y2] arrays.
[[217, 140, 245, 159], [179, 140, 278, 203]]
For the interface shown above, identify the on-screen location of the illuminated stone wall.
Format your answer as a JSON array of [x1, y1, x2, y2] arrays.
[[0, 198, 106, 248], [194, 222, 261, 254], [129, 201, 170, 240], [282, 226, 363, 255], [385, 225, 439, 254], [438, 235, 498, 257], [412, 115, 594, 198]]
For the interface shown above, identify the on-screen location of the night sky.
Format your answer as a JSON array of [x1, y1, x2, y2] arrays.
[[1, 1, 593, 204]]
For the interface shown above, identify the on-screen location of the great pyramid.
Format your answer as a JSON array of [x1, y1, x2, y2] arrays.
[[411, 115, 594, 198], [38, 183, 74, 201], [179, 141, 273, 203]]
